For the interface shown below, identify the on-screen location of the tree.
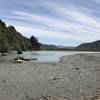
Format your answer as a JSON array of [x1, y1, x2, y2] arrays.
[[30, 36, 40, 50], [0, 20, 6, 29], [0, 38, 9, 53]]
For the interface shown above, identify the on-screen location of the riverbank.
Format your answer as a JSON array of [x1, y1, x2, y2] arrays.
[[0, 53, 100, 100]]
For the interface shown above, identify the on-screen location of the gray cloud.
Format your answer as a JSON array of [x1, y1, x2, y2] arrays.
[[0, 0, 100, 46]]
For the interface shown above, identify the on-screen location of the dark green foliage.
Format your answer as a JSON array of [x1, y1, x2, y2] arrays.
[[0, 20, 6, 29], [0, 38, 9, 53], [30, 36, 40, 50], [0, 20, 40, 52]]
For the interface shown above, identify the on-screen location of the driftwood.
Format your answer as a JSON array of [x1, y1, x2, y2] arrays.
[[14, 56, 37, 61]]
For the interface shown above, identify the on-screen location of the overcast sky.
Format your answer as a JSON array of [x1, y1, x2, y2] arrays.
[[0, 0, 100, 46]]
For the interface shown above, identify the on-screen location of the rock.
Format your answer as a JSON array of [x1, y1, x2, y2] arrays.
[[2, 80, 6, 83], [14, 57, 18, 60], [33, 58, 37, 60], [1, 53, 8, 56], [17, 50, 23, 54], [75, 68, 79, 70], [15, 59, 24, 63]]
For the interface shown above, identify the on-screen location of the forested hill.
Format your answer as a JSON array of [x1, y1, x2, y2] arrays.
[[76, 40, 100, 51], [0, 20, 40, 52]]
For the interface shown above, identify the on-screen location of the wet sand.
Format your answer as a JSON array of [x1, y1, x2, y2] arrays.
[[0, 53, 100, 100]]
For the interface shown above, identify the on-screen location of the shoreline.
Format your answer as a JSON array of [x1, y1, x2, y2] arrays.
[[0, 53, 100, 100]]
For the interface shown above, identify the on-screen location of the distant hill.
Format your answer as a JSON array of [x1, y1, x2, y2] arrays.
[[40, 43, 74, 51], [76, 40, 100, 51], [40, 44, 59, 50], [0, 20, 40, 52]]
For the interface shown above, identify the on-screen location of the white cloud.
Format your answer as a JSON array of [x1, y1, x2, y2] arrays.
[[16, 26, 100, 43], [11, 9, 100, 42], [3, 0, 100, 45]]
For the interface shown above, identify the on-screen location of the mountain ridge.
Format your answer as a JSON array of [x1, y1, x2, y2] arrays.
[[0, 20, 40, 52], [76, 40, 100, 51]]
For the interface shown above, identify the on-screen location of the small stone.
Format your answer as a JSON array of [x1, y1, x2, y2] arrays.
[[75, 68, 79, 70], [33, 58, 37, 60], [15, 59, 24, 63], [2, 80, 6, 83], [80, 89, 83, 92]]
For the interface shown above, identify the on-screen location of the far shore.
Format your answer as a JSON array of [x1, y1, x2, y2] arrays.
[[0, 53, 100, 100]]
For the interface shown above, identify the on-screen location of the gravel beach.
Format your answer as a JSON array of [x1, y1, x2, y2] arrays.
[[0, 53, 100, 100]]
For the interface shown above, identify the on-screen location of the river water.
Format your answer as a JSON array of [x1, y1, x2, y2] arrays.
[[0, 51, 98, 63], [22, 51, 96, 62]]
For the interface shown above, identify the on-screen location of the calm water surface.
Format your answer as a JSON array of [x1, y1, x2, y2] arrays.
[[0, 51, 98, 63], [22, 51, 96, 62]]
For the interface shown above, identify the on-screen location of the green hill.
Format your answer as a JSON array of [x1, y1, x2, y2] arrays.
[[0, 20, 40, 53], [76, 40, 100, 51]]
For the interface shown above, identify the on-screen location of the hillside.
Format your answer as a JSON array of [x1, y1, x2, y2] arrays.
[[0, 20, 40, 52], [40, 44, 59, 50], [76, 40, 100, 51], [40, 43, 74, 51]]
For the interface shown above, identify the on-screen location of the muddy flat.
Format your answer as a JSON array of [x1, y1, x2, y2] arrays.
[[0, 53, 100, 100]]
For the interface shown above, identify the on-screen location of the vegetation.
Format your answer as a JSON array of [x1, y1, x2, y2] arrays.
[[76, 40, 100, 51], [40, 44, 75, 51], [0, 38, 9, 53], [0, 20, 40, 53], [30, 36, 40, 50]]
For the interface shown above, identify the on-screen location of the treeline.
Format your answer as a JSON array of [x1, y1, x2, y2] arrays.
[[0, 20, 40, 53]]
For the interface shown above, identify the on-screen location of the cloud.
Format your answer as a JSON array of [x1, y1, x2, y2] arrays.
[[1, 0, 100, 46], [11, 9, 100, 41], [15, 25, 100, 43]]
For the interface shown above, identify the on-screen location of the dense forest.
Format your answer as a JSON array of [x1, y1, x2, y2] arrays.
[[0, 20, 40, 53]]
